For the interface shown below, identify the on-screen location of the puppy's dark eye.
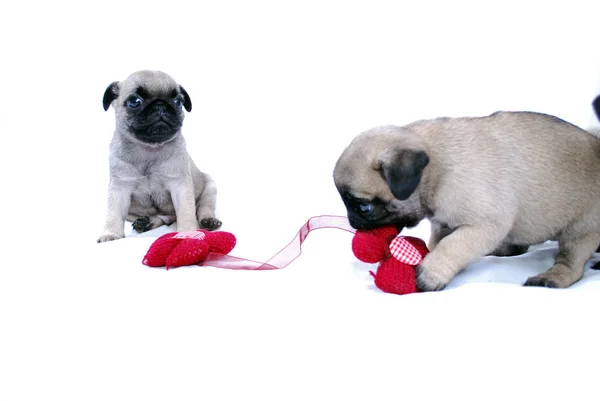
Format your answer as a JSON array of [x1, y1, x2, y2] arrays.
[[126, 96, 143, 109], [359, 203, 374, 215], [174, 98, 183, 110]]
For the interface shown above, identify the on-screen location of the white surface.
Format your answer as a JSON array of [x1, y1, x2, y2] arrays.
[[2, 1, 600, 400]]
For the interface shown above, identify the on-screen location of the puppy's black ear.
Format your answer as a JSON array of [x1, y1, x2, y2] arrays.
[[179, 85, 192, 112], [593, 95, 600, 121], [378, 148, 429, 200], [103, 81, 119, 111]]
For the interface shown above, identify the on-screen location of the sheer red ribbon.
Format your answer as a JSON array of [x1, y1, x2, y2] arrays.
[[201, 215, 356, 270]]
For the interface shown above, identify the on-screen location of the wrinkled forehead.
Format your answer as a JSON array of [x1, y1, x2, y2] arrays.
[[334, 126, 408, 202], [334, 158, 394, 203], [341, 184, 395, 204], [120, 71, 178, 97]]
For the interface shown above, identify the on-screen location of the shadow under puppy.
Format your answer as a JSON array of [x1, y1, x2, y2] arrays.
[[334, 111, 600, 291], [98, 70, 221, 243]]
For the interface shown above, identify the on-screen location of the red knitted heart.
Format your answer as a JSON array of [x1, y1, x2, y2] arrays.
[[142, 232, 179, 267], [165, 239, 210, 268], [142, 229, 237, 269], [370, 256, 418, 295], [352, 226, 399, 263], [389, 236, 424, 265], [203, 231, 239, 254]]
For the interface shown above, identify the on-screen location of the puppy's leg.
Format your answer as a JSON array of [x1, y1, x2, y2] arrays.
[[428, 221, 454, 250], [490, 242, 529, 257], [168, 177, 199, 232], [97, 185, 132, 242], [196, 179, 222, 231], [524, 232, 600, 288], [416, 223, 509, 291]]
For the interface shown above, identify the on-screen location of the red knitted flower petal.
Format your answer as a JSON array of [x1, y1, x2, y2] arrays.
[[142, 232, 180, 267], [202, 230, 237, 254], [403, 237, 429, 258], [370, 259, 418, 295], [165, 239, 209, 269], [352, 226, 399, 263], [389, 237, 423, 265]]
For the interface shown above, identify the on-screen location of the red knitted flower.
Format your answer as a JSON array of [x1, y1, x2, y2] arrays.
[[352, 227, 429, 295], [143, 230, 236, 269]]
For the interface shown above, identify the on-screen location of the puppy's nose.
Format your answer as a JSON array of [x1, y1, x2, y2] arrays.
[[155, 104, 166, 116], [348, 216, 367, 229]]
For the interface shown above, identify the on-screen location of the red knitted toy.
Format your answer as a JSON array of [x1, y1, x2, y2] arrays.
[[351, 226, 429, 295], [139, 217, 429, 296], [142, 229, 236, 270]]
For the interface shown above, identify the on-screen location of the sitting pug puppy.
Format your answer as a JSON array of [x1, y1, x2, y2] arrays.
[[334, 111, 600, 291], [97, 70, 221, 243]]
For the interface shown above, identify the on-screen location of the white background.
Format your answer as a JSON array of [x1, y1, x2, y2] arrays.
[[1, 1, 600, 400]]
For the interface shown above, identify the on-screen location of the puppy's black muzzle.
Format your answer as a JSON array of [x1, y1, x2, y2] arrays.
[[348, 214, 375, 230], [348, 213, 398, 231], [347, 210, 417, 233], [129, 100, 182, 144]]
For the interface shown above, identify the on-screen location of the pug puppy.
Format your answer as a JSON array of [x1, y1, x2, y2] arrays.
[[334, 111, 600, 291], [97, 70, 221, 243]]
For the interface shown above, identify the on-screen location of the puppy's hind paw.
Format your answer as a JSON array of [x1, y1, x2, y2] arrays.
[[200, 217, 222, 231], [523, 276, 560, 288], [132, 216, 153, 233]]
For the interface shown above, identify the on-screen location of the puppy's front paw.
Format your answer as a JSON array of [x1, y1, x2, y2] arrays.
[[200, 217, 222, 231], [415, 264, 449, 292], [97, 233, 124, 243]]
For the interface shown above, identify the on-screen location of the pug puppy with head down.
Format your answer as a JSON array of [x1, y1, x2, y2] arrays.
[[97, 70, 221, 243], [334, 111, 600, 291]]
